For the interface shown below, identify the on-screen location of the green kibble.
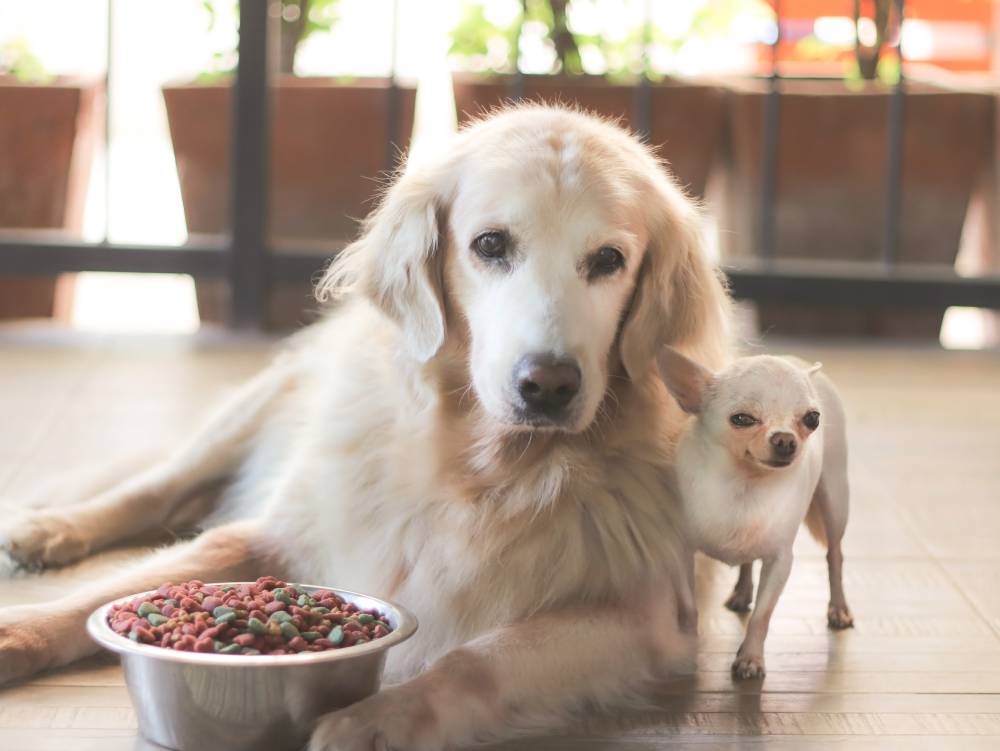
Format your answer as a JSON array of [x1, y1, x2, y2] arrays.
[[129, 630, 141, 642], [234, 609, 248, 619], [374, 620, 390, 630], [147, 613, 168, 627], [247, 617, 266, 636], [137, 602, 160, 618], [219, 643, 242, 654], [274, 589, 294, 606], [297, 594, 309, 606], [215, 611, 237, 625], [301, 631, 321, 642], [328, 625, 344, 645], [279, 622, 300, 640], [241, 647, 261, 655], [212, 606, 235, 619], [313, 606, 330, 614], [164, 599, 178, 607], [269, 610, 293, 624], [357, 613, 375, 624], [213, 640, 225, 651]]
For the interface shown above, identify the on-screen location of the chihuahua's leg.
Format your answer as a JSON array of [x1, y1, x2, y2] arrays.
[[0, 521, 271, 686], [814, 478, 853, 629], [732, 551, 792, 680], [0, 361, 294, 571], [724, 563, 754, 612]]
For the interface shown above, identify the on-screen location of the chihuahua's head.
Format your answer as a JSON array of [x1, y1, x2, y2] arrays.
[[657, 348, 823, 472]]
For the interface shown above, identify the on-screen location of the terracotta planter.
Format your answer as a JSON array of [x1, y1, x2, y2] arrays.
[[0, 77, 101, 319], [720, 78, 995, 338], [163, 77, 417, 328], [452, 74, 726, 200]]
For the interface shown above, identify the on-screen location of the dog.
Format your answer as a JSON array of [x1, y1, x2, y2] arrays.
[[656, 347, 853, 680], [0, 105, 731, 749]]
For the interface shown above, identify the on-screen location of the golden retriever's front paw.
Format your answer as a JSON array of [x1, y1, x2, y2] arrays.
[[309, 688, 441, 751], [827, 603, 854, 630], [0, 608, 55, 685], [731, 653, 766, 680], [0, 512, 91, 571]]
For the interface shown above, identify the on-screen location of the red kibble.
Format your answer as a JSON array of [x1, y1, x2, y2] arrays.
[[108, 578, 394, 656]]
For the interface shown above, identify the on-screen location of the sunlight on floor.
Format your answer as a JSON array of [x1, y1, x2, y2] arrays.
[[70, 273, 199, 334]]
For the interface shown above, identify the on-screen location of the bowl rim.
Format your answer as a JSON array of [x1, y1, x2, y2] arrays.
[[86, 582, 418, 667]]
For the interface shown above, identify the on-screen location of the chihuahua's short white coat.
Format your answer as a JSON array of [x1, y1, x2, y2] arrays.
[[657, 349, 854, 680]]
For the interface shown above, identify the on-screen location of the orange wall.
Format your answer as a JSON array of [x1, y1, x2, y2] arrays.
[[762, 0, 994, 73]]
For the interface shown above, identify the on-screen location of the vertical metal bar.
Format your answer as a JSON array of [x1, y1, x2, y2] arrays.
[[632, 0, 652, 140], [228, 0, 272, 328], [103, 0, 114, 242], [757, 0, 781, 262], [384, 0, 400, 173], [511, 0, 526, 101], [881, 0, 906, 268]]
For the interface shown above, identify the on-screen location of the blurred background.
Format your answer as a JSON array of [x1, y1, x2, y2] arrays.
[[1, 0, 999, 346]]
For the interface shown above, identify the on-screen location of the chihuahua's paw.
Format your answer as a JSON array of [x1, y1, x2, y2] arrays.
[[731, 654, 766, 680], [724, 590, 752, 613], [0, 512, 91, 571], [827, 603, 854, 630]]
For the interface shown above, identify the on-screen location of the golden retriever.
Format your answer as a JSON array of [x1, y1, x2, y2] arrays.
[[0, 105, 731, 749]]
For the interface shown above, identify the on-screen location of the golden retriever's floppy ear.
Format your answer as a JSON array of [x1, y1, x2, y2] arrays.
[[316, 163, 448, 362], [620, 178, 731, 379]]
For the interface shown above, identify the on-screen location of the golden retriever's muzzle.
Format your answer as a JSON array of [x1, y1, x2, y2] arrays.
[[512, 353, 582, 427]]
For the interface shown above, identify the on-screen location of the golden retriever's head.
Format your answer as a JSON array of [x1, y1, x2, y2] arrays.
[[319, 106, 729, 434]]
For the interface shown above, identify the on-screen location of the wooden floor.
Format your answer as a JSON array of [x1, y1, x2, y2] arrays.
[[1, 324, 999, 750]]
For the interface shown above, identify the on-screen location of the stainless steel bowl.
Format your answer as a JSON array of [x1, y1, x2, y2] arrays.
[[87, 583, 417, 751]]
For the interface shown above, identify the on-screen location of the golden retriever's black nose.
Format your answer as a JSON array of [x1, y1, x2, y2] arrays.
[[515, 354, 581, 417], [770, 431, 797, 458]]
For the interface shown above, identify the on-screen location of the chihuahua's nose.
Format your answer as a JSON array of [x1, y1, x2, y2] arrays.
[[770, 431, 797, 458], [514, 354, 581, 419]]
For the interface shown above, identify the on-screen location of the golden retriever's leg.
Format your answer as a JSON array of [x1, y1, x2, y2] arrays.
[[308, 580, 695, 751], [0, 362, 294, 570], [0, 521, 273, 686]]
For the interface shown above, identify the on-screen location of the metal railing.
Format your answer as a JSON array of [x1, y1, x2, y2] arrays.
[[1, 0, 999, 330]]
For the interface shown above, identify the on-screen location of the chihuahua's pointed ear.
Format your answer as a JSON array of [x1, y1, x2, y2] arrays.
[[805, 362, 823, 376], [316, 161, 450, 363], [656, 346, 715, 414]]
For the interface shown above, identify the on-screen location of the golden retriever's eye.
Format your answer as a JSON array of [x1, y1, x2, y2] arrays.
[[802, 411, 820, 430], [729, 413, 758, 428], [588, 246, 625, 280], [472, 230, 509, 262]]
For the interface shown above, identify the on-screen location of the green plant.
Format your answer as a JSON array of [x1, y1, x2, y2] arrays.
[[449, 0, 770, 78], [0, 38, 52, 84], [200, 0, 340, 78]]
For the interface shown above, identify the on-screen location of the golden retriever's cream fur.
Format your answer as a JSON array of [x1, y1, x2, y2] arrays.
[[0, 106, 731, 749]]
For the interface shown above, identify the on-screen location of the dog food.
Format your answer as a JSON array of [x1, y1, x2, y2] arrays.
[[107, 577, 393, 655]]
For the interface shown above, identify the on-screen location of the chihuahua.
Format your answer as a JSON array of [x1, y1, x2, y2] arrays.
[[657, 347, 854, 679]]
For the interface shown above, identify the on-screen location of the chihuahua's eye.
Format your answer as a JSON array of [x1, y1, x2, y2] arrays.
[[729, 413, 758, 428], [802, 411, 820, 430], [588, 246, 625, 279], [472, 230, 509, 261]]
